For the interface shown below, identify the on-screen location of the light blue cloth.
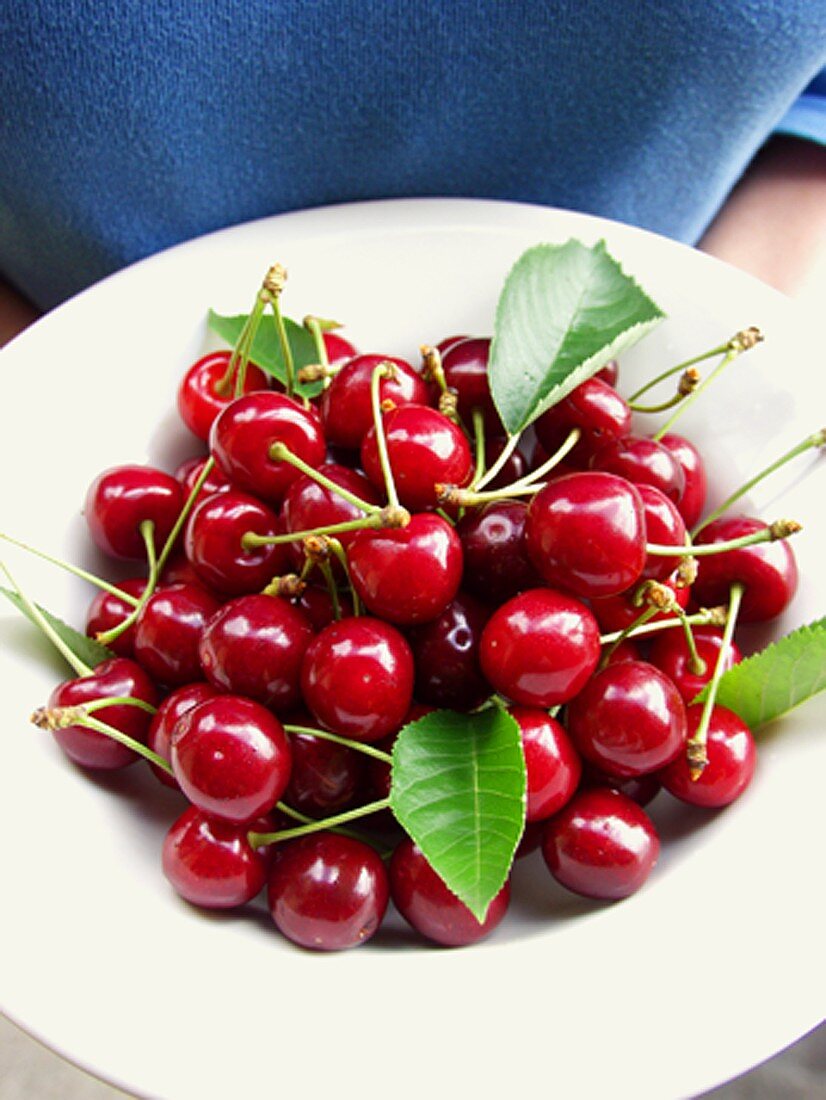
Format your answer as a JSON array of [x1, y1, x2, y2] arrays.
[[1, 2, 824, 309]]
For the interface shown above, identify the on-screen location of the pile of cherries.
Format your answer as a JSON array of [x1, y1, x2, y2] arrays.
[[33, 303, 800, 951]]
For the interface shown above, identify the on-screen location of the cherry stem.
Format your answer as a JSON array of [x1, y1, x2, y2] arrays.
[[243, 514, 383, 550], [629, 368, 700, 414], [627, 341, 729, 403], [326, 536, 363, 616], [686, 582, 744, 779], [303, 316, 331, 373], [269, 283, 295, 399], [370, 363, 401, 509], [420, 345, 449, 395], [215, 291, 266, 397], [692, 429, 826, 537], [473, 431, 521, 492], [674, 606, 707, 675], [599, 606, 728, 645], [284, 724, 393, 764], [646, 520, 800, 557], [472, 407, 486, 485], [316, 560, 341, 621], [31, 706, 173, 774], [96, 521, 157, 646], [514, 427, 581, 487], [268, 442, 381, 515], [599, 604, 660, 667], [157, 455, 217, 577], [274, 799, 386, 850], [1, 560, 93, 677], [82, 695, 158, 717], [248, 797, 391, 847], [0, 532, 141, 606]]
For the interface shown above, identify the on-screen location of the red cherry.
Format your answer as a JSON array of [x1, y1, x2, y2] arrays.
[[162, 805, 267, 908], [590, 434, 685, 503], [566, 660, 687, 778], [84, 465, 184, 560], [579, 764, 661, 807], [692, 515, 798, 621], [479, 587, 601, 707], [389, 837, 510, 947], [649, 625, 742, 703], [184, 489, 289, 595], [360, 404, 473, 512], [283, 727, 366, 817], [293, 584, 354, 632], [407, 592, 491, 710], [85, 577, 147, 657], [457, 500, 540, 605], [589, 569, 690, 633], [177, 350, 269, 442], [534, 376, 631, 467], [320, 354, 430, 450], [595, 359, 619, 386], [480, 438, 529, 490], [175, 455, 231, 500], [281, 462, 380, 559], [322, 331, 358, 367], [659, 704, 756, 807], [170, 694, 292, 824], [198, 593, 313, 713], [300, 617, 414, 743], [541, 787, 660, 900], [347, 512, 463, 625], [267, 833, 389, 950], [147, 681, 220, 788], [210, 391, 326, 504], [441, 337, 502, 431], [511, 707, 582, 822], [133, 582, 221, 687], [47, 657, 158, 770], [637, 484, 688, 581], [524, 472, 647, 599], [659, 432, 707, 528]]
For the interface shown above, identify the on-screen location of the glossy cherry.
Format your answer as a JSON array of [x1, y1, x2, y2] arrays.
[[210, 391, 326, 504], [590, 433, 685, 504], [146, 681, 219, 788], [441, 336, 501, 431], [407, 592, 491, 710], [85, 577, 147, 657], [184, 489, 289, 595], [389, 837, 510, 947], [347, 512, 463, 625], [637, 483, 688, 581], [175, 455, 231, 500], [300, 617, 414, 742], [481, 438, 529, 490], [659, 704, 756, 807], [524, 471, 647, 598], [541, 787, 660, 900], [322, 331, 358, 367], [457, 499, 540, 605], [692, 515, 799, 621], [479, 587, 601, 707], [566, 660, 687, 778], [170, 694, 292, 824], [281, 462, 380, 560], [659, 432, 707, 528], [294, 584, 354, 632], [162, 805, 267, 908], [589, 569, 690, 632], [177, 349, 270, 442], [649, 625, 742, 703], [198, 593, 313, 713], [133, 582, 221, 687], [47, 657, 158, 770], [360, 404, 473, 512], [534, 375, 631, 467], [320, 353, 430, 450], [84, 464, 184, 560], [511, 707, 582, 822], [283, 727, 366, 817], [267, 833, 389, 950], [579, 765, 661, 807]]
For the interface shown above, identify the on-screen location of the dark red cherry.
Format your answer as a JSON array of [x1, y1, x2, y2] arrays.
[[389, 837, 510, 947], [283, 727, 366, 817], [210, 391, 326, 504], [162, 805, 267, 908], [534, 376, 631, 466], [133, 583, 221, 687], [692, 515, 798, 622], [595, 359, 619, 386], [360, 404, 473, 512], [198, 593, 313, 713], [407, 592, 491, 710], [267, 833, 389, 950], [457, 500, 540, 604], [323, 331, 358, 367], [659, 704, 756, 807], [590, 434, 685, 504], [479, 588, 601, 707], [177, 350, 270, 442], [281, 462, 380, 559], [511, 707, 582, 822], [649, 625, 742, 703], [300, 617, 414, 742], [347, 512, 463, 625], [541, 787, 660, 900], [147, 681, 219, 788], [171, 694, 292, 824], [175, 455, 231, 501], [481, 437, 529, 490], [84, 465, 184, 560], [293, 584, 354, 632], [184, 489, 289, 596], [637, 483, 688, 581], [85, 577, 147, 657], [579, 765, 661, 807], [524, 471, 647, 598], [659, 433, 707, 528], [441, 337, 501, 431], [47, 657, 158, 770], [566, 660, 687, 778], [320, 354, 429, 450]]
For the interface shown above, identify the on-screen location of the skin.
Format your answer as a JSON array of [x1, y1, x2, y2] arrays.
[[1, 136, 823, 348]]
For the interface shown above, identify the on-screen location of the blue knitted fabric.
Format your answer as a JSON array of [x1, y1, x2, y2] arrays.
[[1, 1, 824, 309]]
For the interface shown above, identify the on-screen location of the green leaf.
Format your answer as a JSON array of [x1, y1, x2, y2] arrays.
[[489, 239, 665, 435], [207, 310, 323, 398], [693, 617, 826, 729], [0, 586, 115, 670], [389, 707, 526, 923]]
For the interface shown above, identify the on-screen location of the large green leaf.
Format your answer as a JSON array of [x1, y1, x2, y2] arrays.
[[208, 310, 323, 398], [693, 617, 826, 729], [390, 707, 526, 923], [1, 586, 115, 670], [489, 239, 665, 435]]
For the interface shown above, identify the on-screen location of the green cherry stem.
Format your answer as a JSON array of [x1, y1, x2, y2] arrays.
[[303, 315, 332, 372], [316, 560, 342, 621], [472, 407, 487, 485], [599, 605, 661, 667], [326, 537, 364, 616], [627, 341, 730, 403], [31, 706, 173, 773], [284, 724, 393, 764], [82, 695, 158, 717], [599, 606, 728, 646], [513, 427, 581, 487], [264, 264, 295, 398], [370, 363, 402, 509], [96, 521, 157, 646], [273, 800, 392, 852], [1, 560, 93, 677], [646, 519, 801, 557], [629, 368, 700, 414], [472, 431, 521, 492], [0, 532, 141, 606], [248, 797, 392, 848], [268, 442, 381, 515], [156, 455, 217, 577], [692, 428, 826, 537], [215, 289, 267, 397], [685, 582, 744, 778], [243, 514, 386, 550]]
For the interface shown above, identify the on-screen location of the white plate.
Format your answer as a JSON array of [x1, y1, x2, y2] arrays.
[[1, 199, 823, 1100]]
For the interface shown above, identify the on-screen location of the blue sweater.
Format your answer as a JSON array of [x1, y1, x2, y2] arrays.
[[1, 1, 824, 309]]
